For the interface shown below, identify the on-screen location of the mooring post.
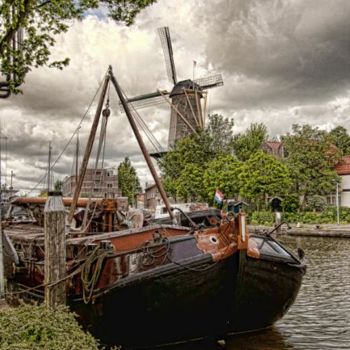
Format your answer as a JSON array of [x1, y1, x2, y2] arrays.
[[44, 191, 66, 308], [0, 206, 5, 300]]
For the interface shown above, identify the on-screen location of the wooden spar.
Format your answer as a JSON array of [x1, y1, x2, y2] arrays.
[[183, 88, 201, 128], [203, 91, 208, 126], [194, 89, 203, 128], [68, 74, 110, 225], [13, 196, 104, 206], [109, 66, 174, 220], [157, 89, 197, 135]]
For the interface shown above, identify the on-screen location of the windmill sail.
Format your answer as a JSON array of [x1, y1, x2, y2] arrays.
[[194, 73, 224, 90], [158, 27, 177, 85], [119, 90, 169, 112]]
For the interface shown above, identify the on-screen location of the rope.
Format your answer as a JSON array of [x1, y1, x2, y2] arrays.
[[80, 245, 109, 304], [4, 263, 82, 297], [4, 245, 108, 304], [27, 70, 109, 195], [140, 238, 170, 267], [119, 84, 163, 153]]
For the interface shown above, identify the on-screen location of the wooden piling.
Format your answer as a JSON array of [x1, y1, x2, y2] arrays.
[[44, 192, 66, 308]]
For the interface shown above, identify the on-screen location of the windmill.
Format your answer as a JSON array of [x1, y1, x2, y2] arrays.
[[122, 27, 224, 148]]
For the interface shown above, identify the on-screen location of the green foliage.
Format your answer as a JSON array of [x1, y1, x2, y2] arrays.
[[329, 126, 350, 156], [176, 163, 205, 202], [250, 211, 274, 225], [283, 206, 350, 224], [250, 206, 350, 225], [283, 124, 341, 208], [231, 123, 268, 161], [304, 195, 327, 211], [205, 113, 234, 155], [160, 114, 236, 201], [118, 157, 141, 205], [239, 151, 292, 210], [281, 193, 299, 213], [54, 179, 63, 191], [0, 0, 156, 93], [160, 130, 214, 180], [203, 154, 242, 204], [0, 304, 102, 350]]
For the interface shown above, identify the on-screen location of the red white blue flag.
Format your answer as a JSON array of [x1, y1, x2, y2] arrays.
[[214, 189, 224, 204]]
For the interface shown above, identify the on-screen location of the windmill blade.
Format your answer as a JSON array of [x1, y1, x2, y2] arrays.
[[119, 91, 169, 112], [194, 73, 224, 90], [158, 27, 177, 85]]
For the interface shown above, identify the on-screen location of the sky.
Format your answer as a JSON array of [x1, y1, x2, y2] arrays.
[[1, 0, 350, 194]]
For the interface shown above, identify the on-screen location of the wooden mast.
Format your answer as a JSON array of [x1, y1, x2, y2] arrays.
[[109, 66, 174, 220], [67, 73, 110, 225]]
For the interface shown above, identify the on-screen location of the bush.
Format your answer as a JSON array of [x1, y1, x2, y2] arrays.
[[304, 195, 327, 211], [249, 206, 350, 225], [281, 194, 299, 213], [0, 304, 101, 350], [250, 211, 274, 225]]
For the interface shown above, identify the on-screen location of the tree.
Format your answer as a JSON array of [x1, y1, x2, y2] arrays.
[[176, 164, 205, 202], [159, 114, 235, 199], [239, 151, 292, 210], [205, 114, 234, 155], [203, 154, 242, 203], [283, 124, 341, 209], [231, 123, 268, 161], [117, 157, 141, 205], [0, 0, 156, 93], [54, 178, 63, 191], [329, 126, 350, 156]]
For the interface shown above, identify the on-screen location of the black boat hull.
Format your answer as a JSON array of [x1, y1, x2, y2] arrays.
[[70, 251, 304, 347]]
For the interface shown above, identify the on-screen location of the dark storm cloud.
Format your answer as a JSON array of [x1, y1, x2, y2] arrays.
[[198, 0, 350, 108]]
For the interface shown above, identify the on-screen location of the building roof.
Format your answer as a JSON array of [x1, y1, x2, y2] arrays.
[[169, 79, 202, 97], [264, 141, 283, 151], [145, 183, 157, 191], [335, 155, 350, 175]]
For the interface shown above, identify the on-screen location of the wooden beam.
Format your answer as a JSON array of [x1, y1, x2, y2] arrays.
[[68, 74, 110, 225], [44, 192, 66, 308]]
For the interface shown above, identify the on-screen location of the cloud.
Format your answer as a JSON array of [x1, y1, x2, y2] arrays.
[[1, 0, 350, 192]]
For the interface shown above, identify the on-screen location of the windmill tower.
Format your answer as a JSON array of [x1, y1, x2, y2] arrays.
[[123, 27, 224, 148]]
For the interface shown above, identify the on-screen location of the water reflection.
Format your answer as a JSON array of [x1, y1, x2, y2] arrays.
[[156, 236, 350, 350]]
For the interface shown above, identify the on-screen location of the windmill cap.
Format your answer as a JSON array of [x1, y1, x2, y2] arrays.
[[169, 80, 203, 97]]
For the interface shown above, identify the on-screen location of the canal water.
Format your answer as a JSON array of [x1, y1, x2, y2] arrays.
[[158, 236, 350, 350]]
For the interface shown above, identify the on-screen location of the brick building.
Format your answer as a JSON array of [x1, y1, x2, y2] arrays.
[[144, 183, 162, 210], [62, 168, 120, 198]]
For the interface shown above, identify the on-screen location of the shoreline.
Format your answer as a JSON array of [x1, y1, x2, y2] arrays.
[[249, 223, 350, 238]]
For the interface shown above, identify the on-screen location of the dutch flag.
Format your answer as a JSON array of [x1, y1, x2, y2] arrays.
[[214, 189, 224, 205]]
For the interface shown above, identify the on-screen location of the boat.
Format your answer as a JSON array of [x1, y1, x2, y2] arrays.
[[2, 67, 306, 347]]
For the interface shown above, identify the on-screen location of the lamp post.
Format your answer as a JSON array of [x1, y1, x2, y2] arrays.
[[336, 182, 340, 225]]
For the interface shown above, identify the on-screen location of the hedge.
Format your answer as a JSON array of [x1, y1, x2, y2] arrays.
[[0, 304, 103, 350], [249, 206, 350, 225]]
